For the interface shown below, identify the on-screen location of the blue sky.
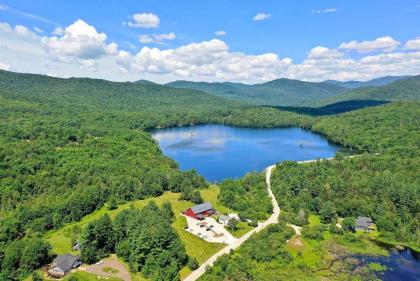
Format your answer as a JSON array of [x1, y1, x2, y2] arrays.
[[0, 0, 420, 82]]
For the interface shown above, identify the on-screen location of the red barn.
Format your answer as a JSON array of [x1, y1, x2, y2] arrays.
[[184, 202, 215, 220]]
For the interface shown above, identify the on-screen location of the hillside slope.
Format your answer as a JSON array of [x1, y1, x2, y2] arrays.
[[324, 75, 410, 89], [317, 76, 420, 106], [167, 78, 348, 106]]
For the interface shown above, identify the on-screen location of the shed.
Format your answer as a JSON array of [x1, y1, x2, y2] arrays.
[[355, 216, 374, 231], [218, 215, 231, 225]]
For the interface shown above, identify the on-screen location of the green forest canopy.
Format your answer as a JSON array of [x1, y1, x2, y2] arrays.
[[0, 70, 419, 280]]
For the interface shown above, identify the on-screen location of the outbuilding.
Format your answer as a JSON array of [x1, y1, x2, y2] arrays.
[[355, 216, 375, 232], [218, 215, 231, 226]]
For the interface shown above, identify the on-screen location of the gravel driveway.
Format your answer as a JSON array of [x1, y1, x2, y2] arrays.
[[84, 256, 131, 281]]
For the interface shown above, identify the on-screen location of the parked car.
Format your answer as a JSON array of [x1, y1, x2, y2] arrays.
[[96, 261, 104, 265]]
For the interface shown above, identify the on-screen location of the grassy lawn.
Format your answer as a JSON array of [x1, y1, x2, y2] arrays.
[[45, 185, 237, 279], [287, 237, 321, 268], [228, 221, 254, 238], [63, 271, 123, 281], [308, 214, 321, 227]]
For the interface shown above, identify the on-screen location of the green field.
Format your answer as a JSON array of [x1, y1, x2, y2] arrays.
[[45, 185, 247, 279]]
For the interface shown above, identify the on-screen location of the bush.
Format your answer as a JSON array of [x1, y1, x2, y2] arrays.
[[302, 225, 325, 241], [247, 220, 258, 227], [187, 257, 199, 270], [329, 223, 344, 235]]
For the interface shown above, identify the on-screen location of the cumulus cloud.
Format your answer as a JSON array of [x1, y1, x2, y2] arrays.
[[312, 8, 337, 14], [1, 20, 419, 83], [117, 39, 292, 81], [115, 35, 420, 82], [404, 37, 420, 50], [51, 26, 64, 35], [139, 32, 176, 44], [253, 13, 271, 21], [0, 22, 39, 39], [0, 61, 11, 70], [308, 46, 343, 59], [214, 30, 226, 36], [339, 36, 400, 53], [42, 19, 118, 65], [127, 13, 160, 28]]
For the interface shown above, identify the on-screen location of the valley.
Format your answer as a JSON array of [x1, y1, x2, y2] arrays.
[[0, 70, 419, 281]]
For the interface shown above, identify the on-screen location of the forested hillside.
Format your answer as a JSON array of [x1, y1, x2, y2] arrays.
[[201, 102, 420, 281], [324, 75, 410, 89], [0, 70, 419, 280], [318, 76, 420, 106], [167, 78, 348, 106], [0, 70, 306, 280]]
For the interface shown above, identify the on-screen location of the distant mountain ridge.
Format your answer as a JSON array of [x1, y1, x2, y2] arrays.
[[324, 75, 411, 89], [165, 75, 414, 106], [166, 78, 348, 107], [317, 75, 420, 105]]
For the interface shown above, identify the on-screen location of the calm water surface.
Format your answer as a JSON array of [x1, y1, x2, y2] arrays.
[[359, 248, 420, 281], [151, 124, 341, 182]]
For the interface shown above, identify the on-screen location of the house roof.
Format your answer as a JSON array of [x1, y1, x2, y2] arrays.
[[191, 202, 213, 214], [356, 216, 373, 228], [51, 254, 80, 273], [219, 215, 230, 222]]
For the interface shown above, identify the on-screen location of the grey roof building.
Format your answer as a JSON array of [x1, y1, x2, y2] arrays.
[[355, 216, 374, 231], [48, 254, 82, 277], [185, 202, 216, 219], [218, 215, 231, 225], [191, 202, 214, 214]]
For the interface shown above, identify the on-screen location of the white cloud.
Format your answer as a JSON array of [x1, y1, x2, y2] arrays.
[[42, 19, 118, 65], [0, 61, 11, 70], [33, 27, 44, 34], [0, 22, 39, 39], [308, 46, 343, 59], [0, 4, 7, 10], [139, 32, 176, 44], [51, 26, 64, 35], [312, 8, 337, 14], [253, 13, 271, 21], [127, 13, 160, 28], [0, 22, 12, 33], [1, 20, 420, 83], [214, 30, 226, 36], [404, 37, 420, 50], [339, 36, 400, 53], [117, 39, 292, 81]]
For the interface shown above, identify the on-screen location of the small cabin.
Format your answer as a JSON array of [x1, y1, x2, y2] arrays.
[[355, 216, 375, 232]]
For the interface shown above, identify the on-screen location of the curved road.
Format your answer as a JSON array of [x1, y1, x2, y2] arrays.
[[183, 164, 280, 281], [183, 157, 343, 281]]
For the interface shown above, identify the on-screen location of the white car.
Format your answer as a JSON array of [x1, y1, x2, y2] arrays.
[[96, 261, 104, 265]]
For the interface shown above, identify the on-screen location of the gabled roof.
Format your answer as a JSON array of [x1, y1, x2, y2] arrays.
[[219, 215, 230, 222], [191, 202, 213, 214], [51, 254, 80, 273], [356, 216, 373, 228]]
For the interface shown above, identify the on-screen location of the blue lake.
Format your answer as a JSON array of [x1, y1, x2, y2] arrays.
[[151, 124, 341, 182]]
